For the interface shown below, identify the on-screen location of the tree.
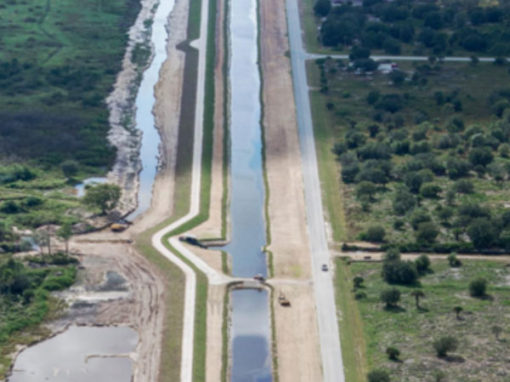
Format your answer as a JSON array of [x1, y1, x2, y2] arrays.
[[367, 369, 390, 382], [57, 223, 73, 255], [386, 346, 400, 361], [61, 160, 79, 180], [467, 218, 497, 249], [384, 248, 401, 262], [415, 222, 439, 243], [313, 0, 330, 17], [469, 278, 487, 297], [380, 288, 401, 308], [420, 183, 441, 199], [393, 187, 416, 215], [350, 46, 370, 61], [382, 260, 418, 285], [453, 306, 463, 320], [411, 290, 425, 309], [433, 336, 458, 357], [83, 183, 121, 215], [469, 147, 494, 167], [364, 225, 386, 242], [353, 276, 364, 289], [415, 255, 431, 275], [356, 181, 377, 202], [34, 229, 52, 255]]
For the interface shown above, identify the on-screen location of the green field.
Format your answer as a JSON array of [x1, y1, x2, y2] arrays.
[[337, 258, 510, 382]]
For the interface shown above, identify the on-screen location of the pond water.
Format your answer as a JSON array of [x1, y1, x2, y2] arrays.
[[74, 177, 107, 198], [8, 326, 138, 382]]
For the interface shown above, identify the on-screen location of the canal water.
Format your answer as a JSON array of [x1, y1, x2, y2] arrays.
[[128, 0, 177, 220], [226, 0, 273, 380], [8, 326, 138, 382]]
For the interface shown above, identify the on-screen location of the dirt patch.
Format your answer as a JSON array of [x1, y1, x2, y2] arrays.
[[259, 0, 322, 380]]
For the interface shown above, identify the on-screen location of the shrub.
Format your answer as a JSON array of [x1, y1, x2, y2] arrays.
[[448, 253, 462, 267], [386, 346, 400, 361], [415, 222, 439, 243], [367, 370, 390, 382], [415, 255, 431, 275], [380, 288, 401, 308], [355, 291, 367, 300], [420, 183, 441, 198], [382, 261, 418, 285], [469, 278, 487, 297], [454, 179, 474, 194], [433, 336, 458, 357], [364, 226, 386, 242], [467, 218, 497, 249]]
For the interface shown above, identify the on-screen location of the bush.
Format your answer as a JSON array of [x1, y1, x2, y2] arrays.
[[469, 278, 487, 297], [420, 183, 441, 198], [433, 336, 458, 357], [382, 260, 418, 285], [415, 255, 431, 275], [364, 226, 386, 242], [415, 222, 440, 243], [386, 346, 400, 361], [380, 288, 401, 308], [467, 218, 497, 249], [448, 253, 462, 267], [454, 179, 474, 194], [367, 370, 390, 382], [355, 291, 367, 300]]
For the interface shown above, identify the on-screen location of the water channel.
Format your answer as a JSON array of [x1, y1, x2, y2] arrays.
[[226, 0, 273, 380], [9, 0, 176, 379]]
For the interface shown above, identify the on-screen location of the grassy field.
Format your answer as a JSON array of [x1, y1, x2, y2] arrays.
[[308, 59, 510, 251], [338, 258, 510, 382]]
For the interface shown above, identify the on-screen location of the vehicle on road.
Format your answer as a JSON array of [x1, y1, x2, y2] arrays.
[[321, 264, 328, 272]]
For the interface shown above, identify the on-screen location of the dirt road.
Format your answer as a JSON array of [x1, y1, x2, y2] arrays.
[[260, 0, 322, 380]]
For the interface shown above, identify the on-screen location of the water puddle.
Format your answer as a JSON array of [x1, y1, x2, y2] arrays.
[[225, 0, 273, 379], [8, 326, 137, 382]]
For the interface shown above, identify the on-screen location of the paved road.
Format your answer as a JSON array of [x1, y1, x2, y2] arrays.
[[306, 53, 500, 62], [285, 0, 345, 381]]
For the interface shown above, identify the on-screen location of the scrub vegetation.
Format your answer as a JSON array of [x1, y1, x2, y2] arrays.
[[0, 0, 141, 233], [310, 0, 510, 57], [339, 256, 510, 382], [309, 58, 510, 252], [0, 254, 78, 377]]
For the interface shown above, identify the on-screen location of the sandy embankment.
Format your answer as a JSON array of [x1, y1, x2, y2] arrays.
[[105, 0, 159, 216], [259, 0, 323, 380]]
